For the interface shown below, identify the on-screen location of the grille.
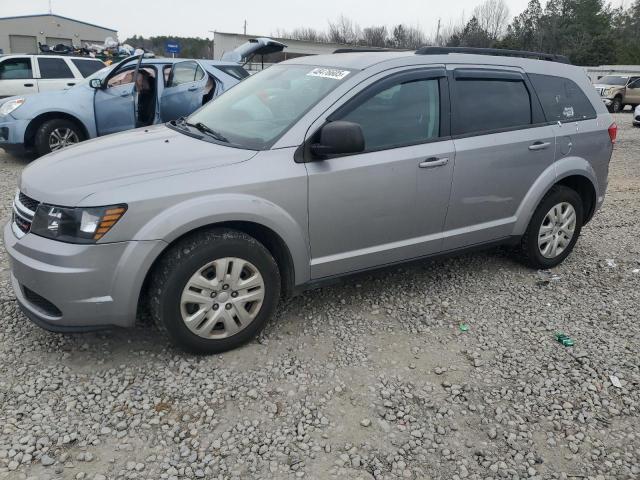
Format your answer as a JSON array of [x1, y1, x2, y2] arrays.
[[13, 212, 31, 233], [18, 192, 39, 212], [22, 287, 62, 317]]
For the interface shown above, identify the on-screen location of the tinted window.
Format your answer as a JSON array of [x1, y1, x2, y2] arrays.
[[338, 79, 440, 150], [168, 62, 201, 87], [71, 59, 104, 78], [38, 58, 73, 79], [453, 79, 531, 135], [529, 74, 596, 122], [216, 65, 250, 80], [0, 57, 32, 79]]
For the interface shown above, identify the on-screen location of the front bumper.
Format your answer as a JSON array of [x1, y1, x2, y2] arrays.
[[4, 221, 166, 331], [602, 98, 613, 107], [0, 116, 29, 150]]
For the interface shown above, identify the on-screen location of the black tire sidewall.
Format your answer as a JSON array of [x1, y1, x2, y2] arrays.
[[524, 187, 584, 269], [158, 236, 280, 354], [35, 119, 85, 156], [612, 97, 623, 113]]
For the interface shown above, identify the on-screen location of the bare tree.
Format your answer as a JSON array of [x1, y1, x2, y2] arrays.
[[473, 0, 510, 39], [361, 26, 388, 47], [327, 15, 361, 44]]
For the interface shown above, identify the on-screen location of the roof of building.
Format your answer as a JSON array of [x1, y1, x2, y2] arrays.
[[0, 14, 117, 33]]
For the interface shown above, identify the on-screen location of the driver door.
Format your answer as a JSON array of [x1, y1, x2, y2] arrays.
[[160, 61, 208, 122], [627, 77, 640, 105], [94, 56, 141, 136]]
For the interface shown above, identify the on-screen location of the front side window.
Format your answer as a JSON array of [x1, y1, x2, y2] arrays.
[[186, 64, 353, 150], [453, 78, 531, 136], [0, 57, 32, 80], [38, 58, 74, 79], [337, 78, 440, 151], [529, 73, 596, 122]]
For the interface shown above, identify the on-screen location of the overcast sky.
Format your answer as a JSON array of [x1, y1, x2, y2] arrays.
[[0, 0, 625, 40]]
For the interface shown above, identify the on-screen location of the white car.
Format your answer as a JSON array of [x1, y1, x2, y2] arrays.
[[0, 54, 105, 99]]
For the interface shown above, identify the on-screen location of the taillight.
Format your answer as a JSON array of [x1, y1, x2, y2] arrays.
[[608, 123, 618, 144]]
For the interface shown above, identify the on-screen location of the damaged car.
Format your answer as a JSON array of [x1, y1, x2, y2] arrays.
[[0, 38, 286, 156]]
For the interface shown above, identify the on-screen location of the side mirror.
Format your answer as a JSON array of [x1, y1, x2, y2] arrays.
[[89, 78, 103, 89], [311, 121, 365, 158]]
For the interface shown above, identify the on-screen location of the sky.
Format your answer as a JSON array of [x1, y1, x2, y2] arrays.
[[0, 0, 536, 40]]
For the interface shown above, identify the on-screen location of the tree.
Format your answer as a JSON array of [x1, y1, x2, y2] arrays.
[[447, 16, 493, 47], [327, 15, 360, 44], [361, 26, 388, 48], [473, 0, 510, 40]]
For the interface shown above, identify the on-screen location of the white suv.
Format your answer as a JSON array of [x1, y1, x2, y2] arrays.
[[0, 54, 105, 99]]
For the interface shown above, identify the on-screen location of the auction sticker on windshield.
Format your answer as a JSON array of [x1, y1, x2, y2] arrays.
[[307, 68, 351, 80]]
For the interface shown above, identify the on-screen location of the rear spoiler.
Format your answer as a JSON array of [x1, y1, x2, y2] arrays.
[[222, 37, 287, 64]]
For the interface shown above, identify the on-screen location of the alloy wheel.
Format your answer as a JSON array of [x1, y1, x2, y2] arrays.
[[49, 128, 80, 151], [538, 202, 576, 259], [180, 257, 265, 339]]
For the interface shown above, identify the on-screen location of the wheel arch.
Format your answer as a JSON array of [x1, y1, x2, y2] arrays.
[[24, 112, 90, 149]]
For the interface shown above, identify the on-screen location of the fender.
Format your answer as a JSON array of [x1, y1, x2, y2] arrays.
[[133, 193, 311, 285], [512, 156, 598, 236]]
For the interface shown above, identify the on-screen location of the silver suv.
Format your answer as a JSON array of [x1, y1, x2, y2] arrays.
[[4, 47, 616, 354]]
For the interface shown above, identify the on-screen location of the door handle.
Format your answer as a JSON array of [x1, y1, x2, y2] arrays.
[[67, 82, 76, 86], [120, 92, 131, 98], [419, 157, 449, 168], [24, 83, 34, 87], [187, 86, 198, 92], [529, 141, 551, 151]]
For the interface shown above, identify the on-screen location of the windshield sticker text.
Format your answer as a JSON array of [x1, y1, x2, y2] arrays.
[[307, 68, 350, 80]]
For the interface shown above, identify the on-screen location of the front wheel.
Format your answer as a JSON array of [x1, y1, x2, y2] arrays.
[[519, 186, 584, 269], [149, 229, 281, 354], [34, 118, 85, 156], [610, 97, 623, 113]]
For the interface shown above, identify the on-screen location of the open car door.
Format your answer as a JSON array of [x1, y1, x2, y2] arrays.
[[94, 55, 142, 136], [221, 37, 287, 64], [160, 61, 209, 122]]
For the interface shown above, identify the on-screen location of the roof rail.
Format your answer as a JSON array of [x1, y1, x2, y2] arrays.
[[334, 48, 398, 54], [415, 46, 571, 64]]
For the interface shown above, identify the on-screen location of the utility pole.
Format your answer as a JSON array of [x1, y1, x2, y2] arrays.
[[436, 18, 441, 46], [208, 30, 215, 59], [243, 20, 247, 35], [48, 0, 53, 14]]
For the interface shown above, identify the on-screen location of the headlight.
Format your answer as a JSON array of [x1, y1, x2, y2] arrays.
[[0, 98, 26, 116], [31, 204, 127, 243], [604, 88, 614, 96]]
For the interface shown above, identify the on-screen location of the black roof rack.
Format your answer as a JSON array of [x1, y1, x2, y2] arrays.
[[334, 48, 398, 54], [415, 46, 571, 64]]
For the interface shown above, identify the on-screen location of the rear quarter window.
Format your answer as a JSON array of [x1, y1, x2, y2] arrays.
[[529, 74, 596, 122]]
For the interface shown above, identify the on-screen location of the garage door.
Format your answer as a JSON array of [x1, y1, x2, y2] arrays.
[[9, 35, 37, 54], [46, 37, 73, 47]]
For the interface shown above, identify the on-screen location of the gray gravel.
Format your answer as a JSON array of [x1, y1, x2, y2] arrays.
[[0, 114, 638, 480]]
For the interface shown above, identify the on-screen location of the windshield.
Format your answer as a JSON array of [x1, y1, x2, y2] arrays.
[[598, 76, 628, 86], [185, 64, 354, 150], [76, 65, 113, 87]]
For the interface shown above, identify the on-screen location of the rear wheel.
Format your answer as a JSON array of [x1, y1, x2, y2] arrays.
[[34, 118, 85, 156], [519, 186, 584, 269], [149, 229, 281, 354]]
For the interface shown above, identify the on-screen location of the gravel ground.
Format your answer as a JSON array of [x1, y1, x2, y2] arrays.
[[0, 114, 638, 480]]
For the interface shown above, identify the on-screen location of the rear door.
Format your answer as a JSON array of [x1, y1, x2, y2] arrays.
[[444, 66, 556, 250], [0, 57, 37, 98], [160, 61, 208, 121], [94, 57, 142, 136], [35, 57, 77, 91]]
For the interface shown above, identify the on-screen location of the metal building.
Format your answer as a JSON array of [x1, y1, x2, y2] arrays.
[[0, 14, 118, 55]]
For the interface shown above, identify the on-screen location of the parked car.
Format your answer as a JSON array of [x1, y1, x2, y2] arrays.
[[634, 105, 640, 127], [5, 47, 615, 354], [0, 38, 286, 156], [0, 54, 105, 98], [593, 74, 640, 113]]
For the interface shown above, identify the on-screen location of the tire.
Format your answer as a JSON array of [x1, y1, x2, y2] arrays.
[[149, 228, 281, 354], [34, 118, 85, 157], [519, 185, 584, 269], [611, 96, 623, 113]]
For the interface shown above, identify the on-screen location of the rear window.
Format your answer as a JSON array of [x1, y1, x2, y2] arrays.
[[216, 65, 250, 80], [530, 74, 596, 122], [38, 57, 74, 79], [453, 78, 532, 136], [71, 59, 104, 78]]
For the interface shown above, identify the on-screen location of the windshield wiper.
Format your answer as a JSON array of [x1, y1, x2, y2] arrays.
[[185, 121, 229, 143]]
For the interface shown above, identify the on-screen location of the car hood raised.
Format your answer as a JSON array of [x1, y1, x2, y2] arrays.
[[20, 124, 258, 205]]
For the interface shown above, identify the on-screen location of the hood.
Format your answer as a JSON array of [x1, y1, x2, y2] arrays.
[[222, 37, 287, 63], [593, 84, 623, 90], [20, 124, 257, 206]]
